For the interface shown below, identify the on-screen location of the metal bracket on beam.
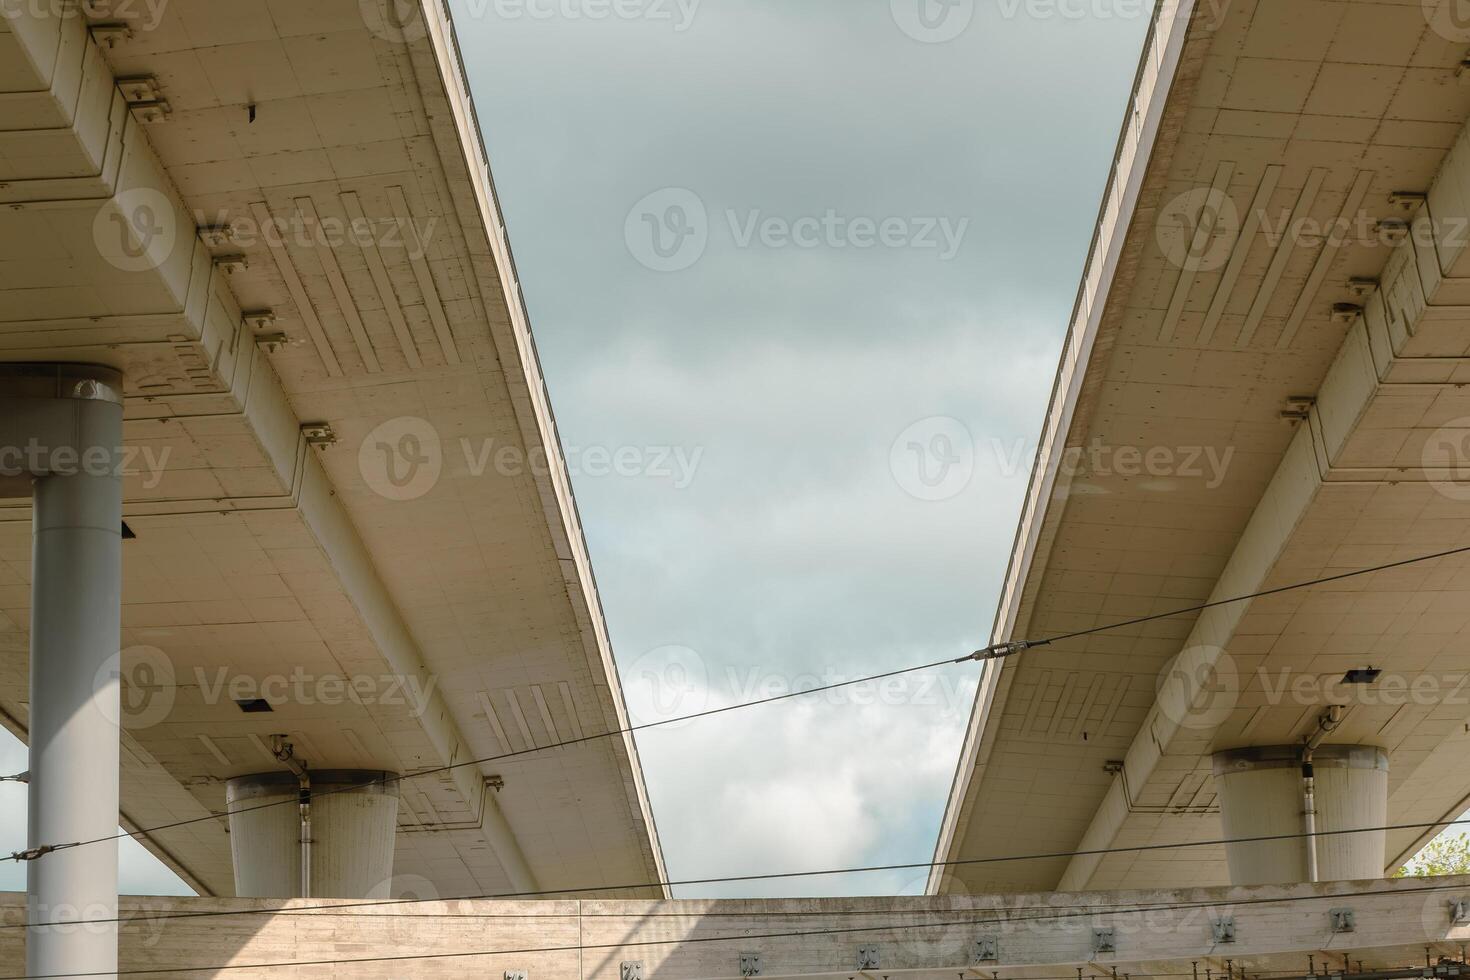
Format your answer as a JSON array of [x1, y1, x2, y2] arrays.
[[301, 422, 337, 448], [89, 22, 132, 48], [214, 254, 249, 275], [1376, 218, 1410, 245], [504, 972, 527, 980], [1281, 395, 1315, 423], [1092, 928, 1116, 954], [857, 945, 880, 969], [1346, 277, 1378, 299], [739, 952, 761, 976], [253, 332, 288, 355], [1329, 908, 1355, 933], [1330, 302, 1363, 324], [117, 75, 170, 122], [974, 936, 999, 962], [1388, 191, 1427, 212], [118, 75, 163, 103], [1451, 899, 1470, 924], [200, 224, 237, 248], [1212, 916, 1236, 943], [620, 963, 643, 980]]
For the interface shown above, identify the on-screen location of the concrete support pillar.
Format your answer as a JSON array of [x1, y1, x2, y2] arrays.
[[0, 364, 125, 980], [1212, 745, 1388, 885], [226, 771, 399, 899]]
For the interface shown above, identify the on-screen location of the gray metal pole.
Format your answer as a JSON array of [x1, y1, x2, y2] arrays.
[[9, 365, 124, 980]]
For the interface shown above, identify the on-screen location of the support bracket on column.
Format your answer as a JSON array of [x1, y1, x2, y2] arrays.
[[857, 945, 880, 969], [739, 952, 761, 976]]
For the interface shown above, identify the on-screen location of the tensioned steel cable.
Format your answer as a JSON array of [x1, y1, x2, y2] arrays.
[[9, 814, 1470, 931], [7, 878, 1470, 980], [11, 542, 1470, 864]]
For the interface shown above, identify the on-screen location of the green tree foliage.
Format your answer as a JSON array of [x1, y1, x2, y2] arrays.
[[1395, 833, 1470, 877]]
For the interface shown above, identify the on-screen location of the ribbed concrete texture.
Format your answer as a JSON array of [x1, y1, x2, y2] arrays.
[[1214, 745, 1388, 886], [0, 0, 664, 902], [935, 0, 1470, 898], [227, 771, 398, 899]]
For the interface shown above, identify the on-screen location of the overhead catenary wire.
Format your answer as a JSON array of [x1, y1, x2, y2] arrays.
[[10, 541, 1470, 865], [8, 878, 1470, 980], [9, 813, 1470, 931]]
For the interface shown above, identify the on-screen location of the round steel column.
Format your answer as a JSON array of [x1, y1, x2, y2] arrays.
[[226, 771, 399, 898], [4, 365, 126, 980], [1212, 745, 1388, 885]]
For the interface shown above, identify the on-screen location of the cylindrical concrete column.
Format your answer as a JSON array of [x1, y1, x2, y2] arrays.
[[4, 365, 126, 980], [226, 771, 399, 898], [1213, 745, 1388, 885]]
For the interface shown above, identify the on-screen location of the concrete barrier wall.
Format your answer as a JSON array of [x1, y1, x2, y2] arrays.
[[4, 875, 1470, 978]]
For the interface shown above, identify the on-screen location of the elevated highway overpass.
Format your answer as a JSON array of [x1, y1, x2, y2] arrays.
[[0, 2, 665, 974], [935, 0, 1470, 896]]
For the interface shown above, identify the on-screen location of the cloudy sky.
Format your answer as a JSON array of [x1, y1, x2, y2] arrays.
[[447, 0, 1151, 896], [0, 1, 1150, 896]]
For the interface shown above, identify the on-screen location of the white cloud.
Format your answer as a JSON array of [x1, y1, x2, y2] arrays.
[[630, 672, 978, 897]]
